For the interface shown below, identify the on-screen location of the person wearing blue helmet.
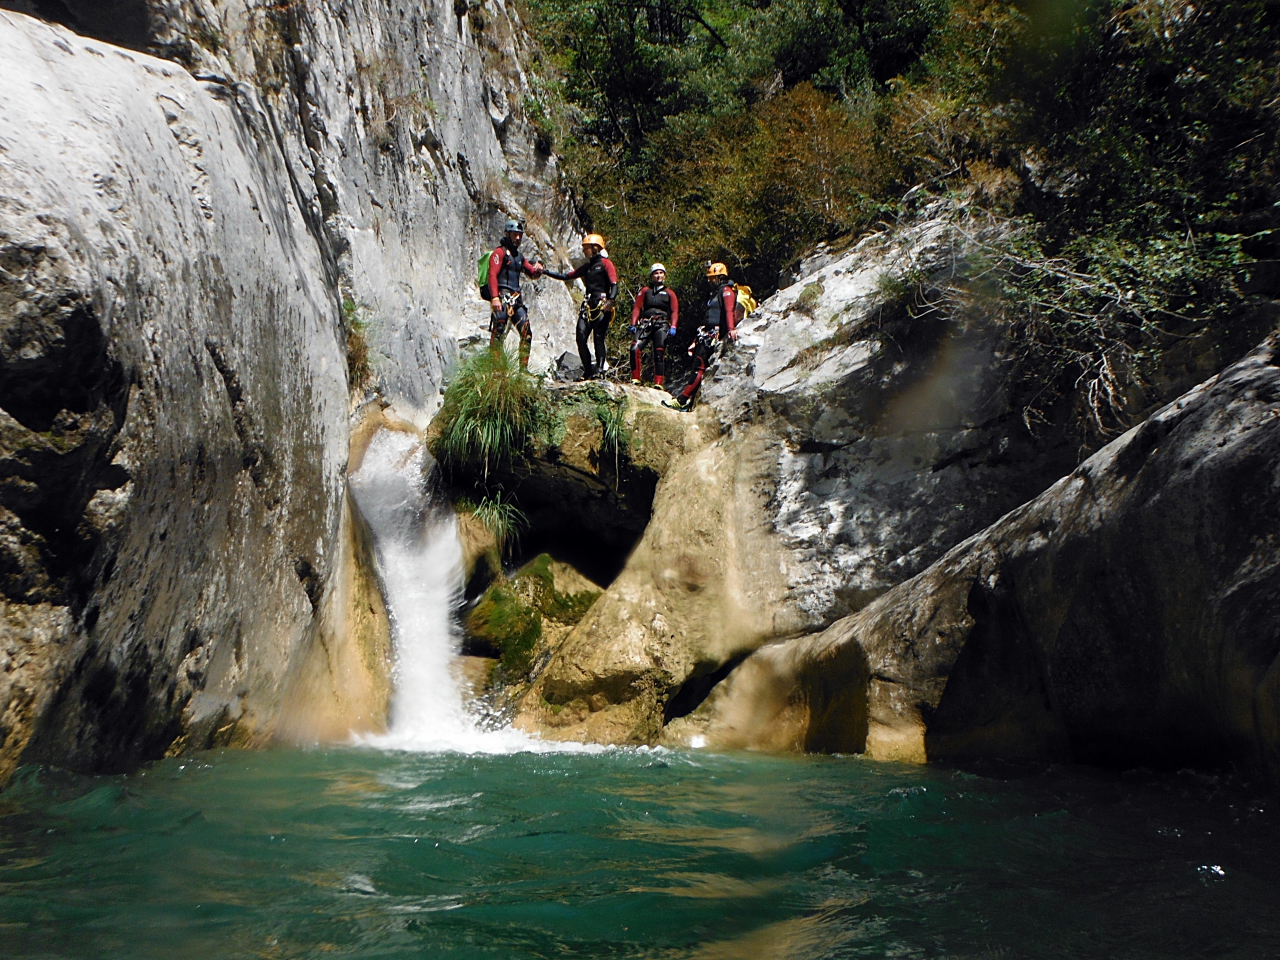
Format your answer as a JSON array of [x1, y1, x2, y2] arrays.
[[487, 218, 544, 369]]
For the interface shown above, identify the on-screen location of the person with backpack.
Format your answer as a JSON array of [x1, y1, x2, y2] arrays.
[[484, 218, 544, 369], [543, 234, 618, 379], [629, 263, 679, 388], [663, 262, 738, 412]]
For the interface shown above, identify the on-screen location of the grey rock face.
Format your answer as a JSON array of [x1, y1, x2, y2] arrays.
[[3, 0, 583, 416], [701, 209, 1077, 631], [519, 201, 1274, 749], [0, 13, 349, 777], [694, 336, 1280, 780], [0, 0, 578, 779]]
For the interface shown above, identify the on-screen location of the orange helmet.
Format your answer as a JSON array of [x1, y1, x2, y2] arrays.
[[582, 233, 606, 251], [706, 262, 728, 279]]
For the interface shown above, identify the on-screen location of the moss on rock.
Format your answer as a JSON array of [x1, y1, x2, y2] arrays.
[[465, 554, 601, 681]]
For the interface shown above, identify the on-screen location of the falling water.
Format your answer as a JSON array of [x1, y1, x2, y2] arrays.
[[348, 428, 541, 753]]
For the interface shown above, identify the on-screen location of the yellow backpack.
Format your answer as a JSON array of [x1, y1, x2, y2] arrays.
[[735, 284, 758, 317]]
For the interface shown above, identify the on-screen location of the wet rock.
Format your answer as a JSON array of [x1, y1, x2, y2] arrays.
[[0, 0, 577, 781], [464, 553, 600, 683], [517, 201, 1276, 748], [689, 336, 1280, 781]]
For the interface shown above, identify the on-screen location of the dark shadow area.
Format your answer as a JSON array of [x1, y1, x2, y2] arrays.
[[513, 514, 638, 589], [924, 579, 1069, 764], [663, 655, 749, 725], [0, 0, 152, 50]]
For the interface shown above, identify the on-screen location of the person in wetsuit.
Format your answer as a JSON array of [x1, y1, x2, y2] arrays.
[[488, 218, 544, 369], [629, 263, 679, 388], [663, 261, 738, 411], [544, 234, 618, 379]]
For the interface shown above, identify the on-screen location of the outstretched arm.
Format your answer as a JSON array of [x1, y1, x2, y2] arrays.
[[545, 263, 583, 283]]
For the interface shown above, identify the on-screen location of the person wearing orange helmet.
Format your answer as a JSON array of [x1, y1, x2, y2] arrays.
[[629, 263, 678, 387], [487, 218, 545, 369], [663, 261, 738, 411], [544, 234, 618, 379]]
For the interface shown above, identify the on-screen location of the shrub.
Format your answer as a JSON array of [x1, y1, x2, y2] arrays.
[[433, 348, 550, 479], [342, 298, 373, 392], [469, 490, 528, 554]]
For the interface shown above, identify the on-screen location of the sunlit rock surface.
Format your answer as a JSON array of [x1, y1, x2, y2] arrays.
[[519, 203, 1274, 748], [691, 336, 1280, 780], [0, 0, 576, 780]]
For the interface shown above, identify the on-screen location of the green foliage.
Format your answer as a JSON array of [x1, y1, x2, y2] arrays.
[[470, 490, 528, 553], [466, 583, 543, 677], [525, 0, 1279, 446], [594, 392, 630, 456], [433, 348, 550, 478], [465, 553, 601, 680], [342, 298, 373, 392], [523, 0, 947, 293]]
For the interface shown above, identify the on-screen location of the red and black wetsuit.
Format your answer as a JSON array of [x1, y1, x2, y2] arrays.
[[630, 283, 678, 385], [679, 280, 737, 402], [547, 254, 619, 377], [488, 237, 543, 367]]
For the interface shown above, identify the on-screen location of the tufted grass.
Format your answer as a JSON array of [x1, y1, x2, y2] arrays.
[[433, 347, 550, 479], [470, 490, 527, 554]]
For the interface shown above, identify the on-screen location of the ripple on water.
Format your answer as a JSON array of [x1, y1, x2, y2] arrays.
[[1, 749, 1280, 959]]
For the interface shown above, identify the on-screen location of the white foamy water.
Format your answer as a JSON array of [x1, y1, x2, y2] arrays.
[[349, 428, 598, 755]]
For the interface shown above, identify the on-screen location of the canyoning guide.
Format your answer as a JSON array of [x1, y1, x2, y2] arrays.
[[629, 263, 678, 388], [485, 218, 544, 369], [544, 234, 618, 379], [664, 262, 738, 411]]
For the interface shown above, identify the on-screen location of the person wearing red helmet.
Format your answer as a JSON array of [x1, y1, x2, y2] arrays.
[[629, 263, 678, 387], [487, 218, 544, 369], [664, 262, 737, 411]]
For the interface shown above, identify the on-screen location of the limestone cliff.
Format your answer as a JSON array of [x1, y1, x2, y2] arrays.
[[515, 202, 1275, 747], [0, 1, 576, 780], [692, 335, 1280, 781]]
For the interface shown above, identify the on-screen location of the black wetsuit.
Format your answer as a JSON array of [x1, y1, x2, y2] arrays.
[[630, 284, 679, 385], [488, 238, 542, 367], [547, 254, 619, 377]]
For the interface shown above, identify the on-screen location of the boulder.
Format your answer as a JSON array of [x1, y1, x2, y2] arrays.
[[514, 202, 1277, 748], [686, 336, 1280, 781], [464, 553, 600, 683]]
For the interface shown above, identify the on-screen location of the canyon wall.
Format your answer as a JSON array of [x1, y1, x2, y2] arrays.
[[693, 336, 1280, 781], [0, 0, 576, 781]]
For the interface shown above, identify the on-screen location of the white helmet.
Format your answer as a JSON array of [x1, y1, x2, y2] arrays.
[[649, 262, 666, 275]]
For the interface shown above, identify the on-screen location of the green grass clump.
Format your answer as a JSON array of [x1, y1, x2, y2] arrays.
[[433, 348, 550, 479], [470, 490, 527, 554], [342, 298, 373, 392]]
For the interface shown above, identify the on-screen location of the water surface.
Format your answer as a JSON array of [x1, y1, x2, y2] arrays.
[[1, 747, 1276, 959]]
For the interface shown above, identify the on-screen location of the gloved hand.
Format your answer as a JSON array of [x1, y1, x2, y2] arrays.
[[668, 327, 678, 338], [629, 325, 637, 337]]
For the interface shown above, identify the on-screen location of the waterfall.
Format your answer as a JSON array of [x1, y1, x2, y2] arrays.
[[349, 428, 540, 753]]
